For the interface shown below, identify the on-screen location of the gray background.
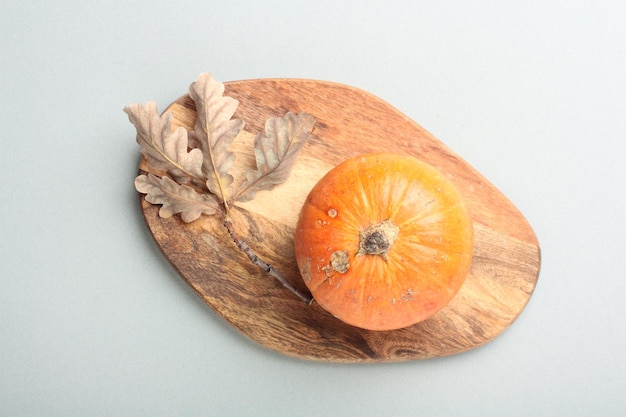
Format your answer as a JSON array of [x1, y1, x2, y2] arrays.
[[2, 1, 625, 416]]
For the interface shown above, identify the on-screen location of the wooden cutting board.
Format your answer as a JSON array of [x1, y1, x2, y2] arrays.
[[138, 78, 541, 363]]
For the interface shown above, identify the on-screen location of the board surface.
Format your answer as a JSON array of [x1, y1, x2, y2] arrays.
[[138, 78, 541, 362]]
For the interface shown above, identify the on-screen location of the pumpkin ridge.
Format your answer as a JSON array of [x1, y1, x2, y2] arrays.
[[350, 158, 376, 225], [377, 172, 412, 222], [394, 204, 454, 229]]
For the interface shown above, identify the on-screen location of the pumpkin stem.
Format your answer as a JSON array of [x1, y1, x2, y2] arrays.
[[356, 220, 400, 260]]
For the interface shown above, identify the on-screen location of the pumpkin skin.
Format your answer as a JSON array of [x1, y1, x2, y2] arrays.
[[294, 152, 474, 331]]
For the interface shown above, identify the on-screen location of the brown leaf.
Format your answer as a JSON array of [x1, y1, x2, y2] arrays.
[[135, 173, 220, 222], [188, 73, 244, 202], [234, 112, 315, 203], [124, 102, 204, 184]]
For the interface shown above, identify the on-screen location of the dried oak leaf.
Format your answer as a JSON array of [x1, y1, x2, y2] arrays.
[[124, 102, 204, 184], [135, 173, 220, 223], [234, 112, 315, 203], [188, 73, 244, 202]]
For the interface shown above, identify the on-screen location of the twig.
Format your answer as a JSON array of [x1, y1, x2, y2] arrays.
[[223, 218, 313, 304]]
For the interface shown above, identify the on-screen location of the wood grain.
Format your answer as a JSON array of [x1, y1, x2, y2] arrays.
[[138, 78, 541, 362]]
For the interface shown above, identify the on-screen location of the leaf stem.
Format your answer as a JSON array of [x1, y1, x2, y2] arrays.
[[203, 106, 230, 214], [223, 218, 313, 304]]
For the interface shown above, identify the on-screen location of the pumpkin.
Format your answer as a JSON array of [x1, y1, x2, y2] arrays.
[[294, 152, 474, 331]]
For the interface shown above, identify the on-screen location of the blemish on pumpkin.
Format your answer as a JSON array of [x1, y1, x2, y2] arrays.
[[327, 208, 337, 218], [300, 257, 312, 283], [330, 250, 350, 274], [320, 265, 332, 284], [401, 288, 415, 301]]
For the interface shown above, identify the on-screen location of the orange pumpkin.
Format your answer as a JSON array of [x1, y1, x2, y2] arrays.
[[294, 152, 474, 331]]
